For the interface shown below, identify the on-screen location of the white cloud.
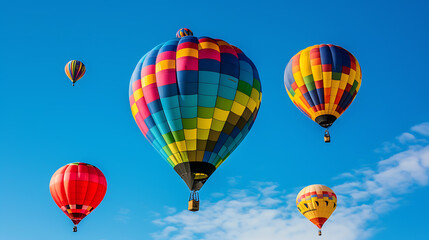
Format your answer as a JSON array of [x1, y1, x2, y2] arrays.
[[118, 208, 130, 215], [374, 141, 401, 153], [164, 206, 177, 215], [411, 122, 429, 136], [396, 132, 416, 144], [115, 208, 131, 224], [211, 192, 225, 198], [152, 226, 179, 239], [227, 176, 242, 185], [332, 172, 355, 180], [152, 126, 429, 240]]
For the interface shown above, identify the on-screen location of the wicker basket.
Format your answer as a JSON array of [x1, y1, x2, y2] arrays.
[[324, 135, 330, 143], [188, 200, 199, 211]]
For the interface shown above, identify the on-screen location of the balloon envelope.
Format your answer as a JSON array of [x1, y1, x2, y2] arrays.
[[296, 184, 337, 229], [284, 44, 362, 128], [129, 29, 262, 191], [49, 162, 107, 226]]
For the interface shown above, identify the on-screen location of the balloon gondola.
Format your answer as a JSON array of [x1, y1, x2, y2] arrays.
[[129, 28, 262, 211]]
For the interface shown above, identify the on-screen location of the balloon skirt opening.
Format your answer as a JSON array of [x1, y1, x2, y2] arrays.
[[174, 162, 216, 191], [315, 114, 337, 128]]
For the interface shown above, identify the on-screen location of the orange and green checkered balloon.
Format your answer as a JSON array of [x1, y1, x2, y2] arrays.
[[129, 29, 262, 191]]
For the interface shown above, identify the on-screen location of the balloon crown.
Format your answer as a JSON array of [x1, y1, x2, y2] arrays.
[[176, 28, 193, 38], [69, 162, 94, 167]]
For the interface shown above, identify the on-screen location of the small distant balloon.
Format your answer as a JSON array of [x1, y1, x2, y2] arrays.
[[49, 162, 107, 232], [296, 184, 337, 236], [176, 28, 193, 38], [65, 60, 86, 86]]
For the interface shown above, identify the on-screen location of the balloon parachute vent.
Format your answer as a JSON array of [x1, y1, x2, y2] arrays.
[[73, 226, 77, 232], [188, 191, 200, 212], [318, 229, 322, 236], [176, 28, 193, 38], [324, 129, 330, 143]]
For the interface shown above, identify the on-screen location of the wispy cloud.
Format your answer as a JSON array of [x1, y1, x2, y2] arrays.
[[374, 141, 400, 153], [115, 208, 131, 224], [396, 132, 416, 144], [376, 122, 429, 153], [152, 124, 429, 240], [164, 206, 177, 215], [227, 176, 242, 186], [411, 122, 429, 136], [210, 192, 225, 198]]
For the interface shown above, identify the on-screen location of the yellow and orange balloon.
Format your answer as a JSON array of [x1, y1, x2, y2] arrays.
[[296, 184, 337, 236]]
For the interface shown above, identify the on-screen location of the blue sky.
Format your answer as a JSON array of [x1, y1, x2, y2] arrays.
[[1, 0, 429, 239]]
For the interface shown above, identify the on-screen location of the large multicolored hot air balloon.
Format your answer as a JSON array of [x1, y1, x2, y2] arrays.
[[129, 28, 262, 211], [65, 60, 86, 86], [296, 184, 337, 236], [284, 44, 362, 142], [49, 162, 107, 232]]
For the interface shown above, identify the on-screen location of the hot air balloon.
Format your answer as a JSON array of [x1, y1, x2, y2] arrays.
[[176, 28, 193, 38], [296, 184, 337, 236], [49, 162, 107, 232], [129, 28, 262, 211], [65, 60, 86, 86], [284, 44, 362, 142]]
